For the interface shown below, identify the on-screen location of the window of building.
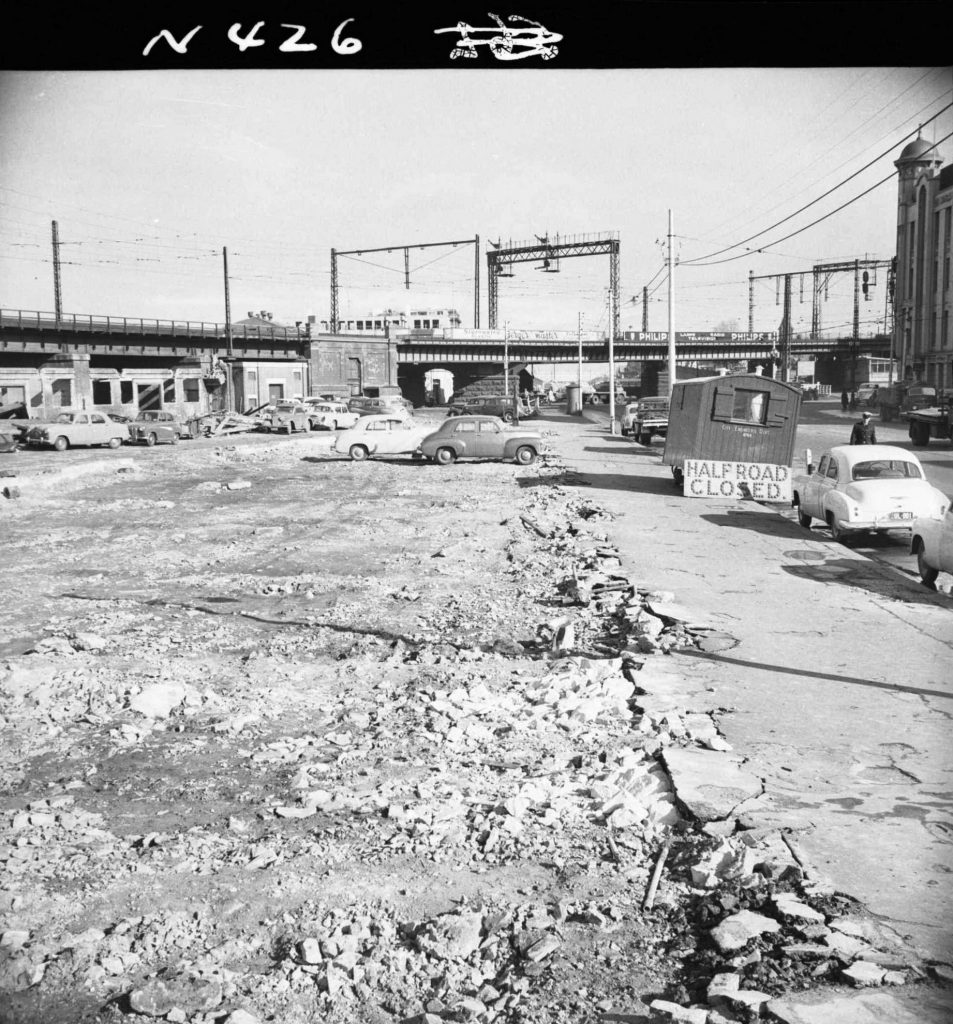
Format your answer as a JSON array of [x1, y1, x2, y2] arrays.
[[432, 319, 440, 327], [120, 380, 134, 404], [163, 378, 176, 404], [356, 320, 364, 330], [51, 378, 72, 406], [414, 320, 421, 328], [92, 379, 112, 405], [184, 378, 200, 402]]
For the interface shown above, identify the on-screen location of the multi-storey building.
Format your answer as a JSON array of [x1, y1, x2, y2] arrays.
[[893, 135, 953, 388]]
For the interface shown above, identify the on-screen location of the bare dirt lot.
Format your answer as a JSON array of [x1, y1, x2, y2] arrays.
[[0, 422, 947, 1024]]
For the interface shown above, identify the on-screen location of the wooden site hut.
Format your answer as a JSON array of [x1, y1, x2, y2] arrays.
[[662, 373, 802, 485]]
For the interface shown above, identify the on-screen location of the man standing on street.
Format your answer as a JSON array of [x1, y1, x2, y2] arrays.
[[850, 410, 878, 445]]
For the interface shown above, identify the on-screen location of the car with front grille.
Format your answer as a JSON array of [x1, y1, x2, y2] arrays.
[[24, 411, 128, 452], [128, 409, 184, 446], [792, 444, 948, 544]]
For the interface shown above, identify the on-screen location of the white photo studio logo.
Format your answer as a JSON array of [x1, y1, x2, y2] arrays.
[[435, 13, 562, 61]]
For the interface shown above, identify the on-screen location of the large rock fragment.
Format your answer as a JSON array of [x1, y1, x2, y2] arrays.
[[416, 911, 483, 960], [662, 747, 763, 821], [710, 910, 781, 953], [127, 976, 222, 1017]]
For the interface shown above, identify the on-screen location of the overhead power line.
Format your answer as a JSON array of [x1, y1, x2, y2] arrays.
[[685, 128, 953, 269], [681, 109, 952, 267]]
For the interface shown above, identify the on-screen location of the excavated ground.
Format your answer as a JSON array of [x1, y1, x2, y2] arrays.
[[0, 427, 946, 1024]]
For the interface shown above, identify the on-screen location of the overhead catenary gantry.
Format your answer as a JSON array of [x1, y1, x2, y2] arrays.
[[329, 236, 480, 334], [486, 232, 620, 338]]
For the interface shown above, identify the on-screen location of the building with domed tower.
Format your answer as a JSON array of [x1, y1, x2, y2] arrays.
[[893, 133, 952, 388]]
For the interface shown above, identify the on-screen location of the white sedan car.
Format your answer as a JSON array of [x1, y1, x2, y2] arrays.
[[305, 400, 359, 431], [792, 444, 948, 543], [911, 506, 953, 587], [332, 414, 432, 461]]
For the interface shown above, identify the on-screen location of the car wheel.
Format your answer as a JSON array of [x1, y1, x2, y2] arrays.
[[797, 507, 812, 528], [348, 444, 369, 461], [514, 445, 536, 466], [171, 433, 179, 445], [53, 435, 69, 452], [146, 432, 157, 447], [827, 513, 849, 544], [915, 541, 939, 587], [502, 411, 515, 424], [910, 422, 930, 447], [107, 436, 123, 449], [435, 447, 456, 465]]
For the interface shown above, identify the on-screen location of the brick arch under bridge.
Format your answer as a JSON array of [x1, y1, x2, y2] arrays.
[[397, 363, 537, 406]]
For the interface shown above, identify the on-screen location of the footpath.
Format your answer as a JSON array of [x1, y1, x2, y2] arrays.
[[544, 408, 953, 1021]]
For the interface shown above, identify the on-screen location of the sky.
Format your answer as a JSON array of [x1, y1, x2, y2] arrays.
[[1, 66, 951, 347]]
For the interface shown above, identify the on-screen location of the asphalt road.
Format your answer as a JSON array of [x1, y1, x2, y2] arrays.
[[594, 396, 953, 591]]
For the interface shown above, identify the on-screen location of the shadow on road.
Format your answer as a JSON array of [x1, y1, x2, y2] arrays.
[[780, 557, 949, 606], [678, 648, 953, 700], [700, 511, 815, 540], [519, 471, 679, 496]]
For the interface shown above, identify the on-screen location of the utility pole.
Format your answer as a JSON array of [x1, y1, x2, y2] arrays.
[[608, 289, 617, 435], [52, 220, 62, 325], [577, 312, 583, 408], [503, 321, 509, 400], [473, 234, 480, 328], [223, 247, 233, 412], [642, 286, 649, 332], [667, 210, 676, 399], [748, 270, 754, 334], [781, 274, 792, 382], [852, 259, 860, 391]]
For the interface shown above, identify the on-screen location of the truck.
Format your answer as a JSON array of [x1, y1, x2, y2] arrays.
[[907, 391, 952, 447], [878, 382, 937, 423]]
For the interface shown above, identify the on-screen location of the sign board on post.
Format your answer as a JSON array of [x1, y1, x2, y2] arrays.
[[683, 460, 792, 502]]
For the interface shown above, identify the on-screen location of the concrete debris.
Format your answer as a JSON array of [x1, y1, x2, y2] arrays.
[[128, 681, 201, 719], [0, 452, 934, 1024], [662, 747, 764, 821], [710, 910, 782, 952]]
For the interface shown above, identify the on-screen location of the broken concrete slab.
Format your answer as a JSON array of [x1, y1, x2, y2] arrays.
[[710, 910, 781, 953], [661, 746, 764, 821], [766, 985, 953, 1024]]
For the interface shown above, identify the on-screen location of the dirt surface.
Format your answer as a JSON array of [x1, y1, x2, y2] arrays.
[[0, 419, 948, 1024]]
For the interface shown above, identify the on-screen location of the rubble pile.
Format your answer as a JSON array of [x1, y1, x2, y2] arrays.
[[0, 439, 942, 1023]]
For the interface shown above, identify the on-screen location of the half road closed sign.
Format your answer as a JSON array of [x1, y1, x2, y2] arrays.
[[683, 459, 792, 501]]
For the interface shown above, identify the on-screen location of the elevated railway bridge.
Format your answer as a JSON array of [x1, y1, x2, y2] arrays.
[[0, 309, 891, 414]]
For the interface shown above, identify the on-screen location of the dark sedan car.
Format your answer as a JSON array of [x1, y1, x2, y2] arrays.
[[418, 415, 544, 466], [446, 396, 519, 423]]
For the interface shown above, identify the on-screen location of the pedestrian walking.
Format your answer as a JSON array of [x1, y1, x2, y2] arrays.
[[840, 389, 849, 412], [849, 411, 877, 445], [849, 391, 858, 411]]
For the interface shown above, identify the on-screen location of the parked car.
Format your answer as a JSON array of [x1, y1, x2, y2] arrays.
[[627, 396, 670, 444], [261, 401, 310, 434], [418, 415, 544, 466], [304, 400, 360, 431], [127, 409, 184, 446], [792, 444, 948, 543], [619, 402, 642, 437], [332, 414, 432, 461], [855, 383, 880, 408], [24, 411, 128, 451], [348, 396, 412, 420], [910, 505, 953, 587], [447, 395, 520, 423]]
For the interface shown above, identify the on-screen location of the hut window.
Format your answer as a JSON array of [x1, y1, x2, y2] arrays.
[[730, 388, 769, 424]]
